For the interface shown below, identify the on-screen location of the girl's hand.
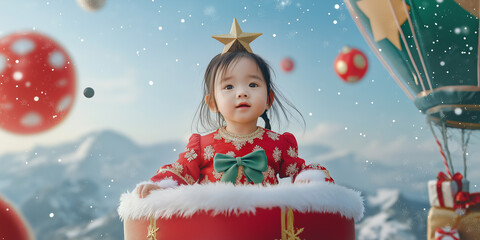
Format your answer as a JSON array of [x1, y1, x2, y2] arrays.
[[294, 179, 311, 184], [136, 184, 162, 198]]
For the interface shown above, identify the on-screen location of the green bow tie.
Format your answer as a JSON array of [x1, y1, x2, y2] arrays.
[[213, 150, 268, 184]]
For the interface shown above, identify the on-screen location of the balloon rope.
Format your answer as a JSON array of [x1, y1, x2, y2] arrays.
[[461, 128, 471, 179], [402, 0, 433, 90], [440, 117, 455, 175], [387, 0, 426, 92], [344, 0, 415, 100], [428, 119, 452, 178]]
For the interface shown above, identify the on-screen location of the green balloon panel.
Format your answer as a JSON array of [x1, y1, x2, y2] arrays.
[[347, 0, 480, 129]]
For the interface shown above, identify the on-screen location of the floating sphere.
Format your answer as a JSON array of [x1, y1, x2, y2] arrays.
[[77, 0, 106, 12], [83, 87, 95, 98], [0, 32, 76, 134], [0, 195, 33, 240], [334, 46, 368, 83], [280, 57, 295, 73]]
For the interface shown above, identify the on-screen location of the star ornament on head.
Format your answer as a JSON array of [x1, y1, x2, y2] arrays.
[[212, 18, 262, 54]]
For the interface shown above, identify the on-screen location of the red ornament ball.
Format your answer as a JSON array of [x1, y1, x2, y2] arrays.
[[334, 47, 368, 83], [0, 32, 76, 134], [0, 195, 33, 240], [280, 57, 295, 73]]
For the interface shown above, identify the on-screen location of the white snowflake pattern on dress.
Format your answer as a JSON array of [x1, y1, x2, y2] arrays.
[[199, 175, 210, 184], [287, 146, 298, 158], [184, 149, 197, 162], [252, 145, 264, 152], [204, 145, 215, 161], [184, 174, 195, 185], [213, 170, 223, 180], [171, 162, 184, 174], [273, 147, 281, 162], [262, 166, 276, 182], [226, 151, 235, 157], [267, 131, 280, 141], [285, 163, 299, 177]]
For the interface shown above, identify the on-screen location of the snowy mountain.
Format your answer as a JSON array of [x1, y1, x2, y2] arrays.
[[357, 189, 429, 240], [0, 130, 183, 240], [0, 129, 430, 239]]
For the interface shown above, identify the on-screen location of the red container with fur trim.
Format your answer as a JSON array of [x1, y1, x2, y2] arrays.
[[119, 182, 363, 240]]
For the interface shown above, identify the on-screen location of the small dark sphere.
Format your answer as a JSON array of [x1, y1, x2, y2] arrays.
[[83, 87, 95, 98]]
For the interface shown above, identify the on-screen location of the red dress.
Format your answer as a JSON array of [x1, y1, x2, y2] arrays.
[[151, 127, 334, 185]]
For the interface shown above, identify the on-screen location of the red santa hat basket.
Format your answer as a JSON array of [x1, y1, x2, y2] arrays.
[[118, 182, 364, 240]]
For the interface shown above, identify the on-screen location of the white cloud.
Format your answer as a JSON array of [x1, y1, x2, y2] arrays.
[[84, 69, 139, 104], [298, 122, 343, 145], [359, 136, 410, 160], [203, 6, 216, 17], [297, 122, 441, 167]]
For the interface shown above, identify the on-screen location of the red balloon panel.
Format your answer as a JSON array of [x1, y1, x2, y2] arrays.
[[0, 32, 76, 134]]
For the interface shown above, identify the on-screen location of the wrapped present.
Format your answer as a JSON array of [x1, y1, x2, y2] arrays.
[[428, 172, 462, 208], [434, 226, 459, 240], [119, 182, 364, 240], [427, 206, 480, 240]]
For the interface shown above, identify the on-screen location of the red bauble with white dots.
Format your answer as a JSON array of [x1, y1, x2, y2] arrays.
[[0, 195, 33, 240], [334, 46, 368, 83], [280, 57, 295, 73], [0, 32, 76, 134]]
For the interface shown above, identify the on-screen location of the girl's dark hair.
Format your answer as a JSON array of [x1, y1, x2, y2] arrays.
[[193, 51, 304, 132]]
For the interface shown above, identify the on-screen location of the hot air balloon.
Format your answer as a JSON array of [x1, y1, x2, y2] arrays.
[[344, 0, 480, 238]]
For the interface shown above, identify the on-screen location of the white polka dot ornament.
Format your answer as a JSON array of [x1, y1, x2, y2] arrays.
[[0, 32, 76, 134], [334, 46, 368, 83]]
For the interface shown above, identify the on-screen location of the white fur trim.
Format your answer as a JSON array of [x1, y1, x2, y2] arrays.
[[135, 180, 178, 190], [155, 179, 178, 188], [294, 170, 326, 183], [133, 179, 178, 193], [118, 182, 364, 222]]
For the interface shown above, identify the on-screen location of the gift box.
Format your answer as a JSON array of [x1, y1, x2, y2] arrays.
[[427, 206, 480, 240], [434, 226, 459, 240], [428, 180, 458, 208], [428, 172, 462, 208]]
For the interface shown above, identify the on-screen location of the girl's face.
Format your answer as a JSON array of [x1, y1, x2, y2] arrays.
[[206, 57, 272, 130]]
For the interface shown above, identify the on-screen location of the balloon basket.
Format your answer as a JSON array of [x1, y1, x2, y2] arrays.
[[118, 182, 363, 240]]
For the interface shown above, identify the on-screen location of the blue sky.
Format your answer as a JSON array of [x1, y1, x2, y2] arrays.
[[1, 0, 478, 198]]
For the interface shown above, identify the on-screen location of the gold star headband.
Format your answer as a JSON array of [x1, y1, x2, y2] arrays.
[[212, 18, 262, 54]]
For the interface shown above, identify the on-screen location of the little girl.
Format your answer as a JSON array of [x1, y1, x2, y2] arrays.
[[137, 20, 334, 198]]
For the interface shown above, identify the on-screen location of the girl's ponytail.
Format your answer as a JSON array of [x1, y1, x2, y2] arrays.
[[261, 110, 271, 130]]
